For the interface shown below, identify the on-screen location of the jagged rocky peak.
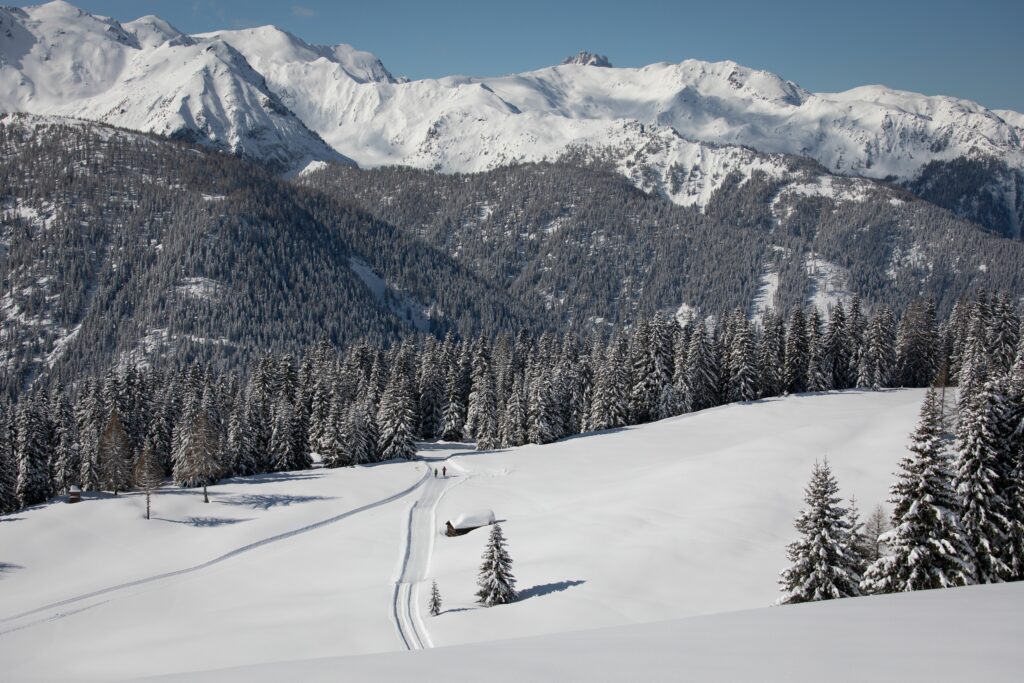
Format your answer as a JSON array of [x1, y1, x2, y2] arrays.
[[562, 51, 612, 67]]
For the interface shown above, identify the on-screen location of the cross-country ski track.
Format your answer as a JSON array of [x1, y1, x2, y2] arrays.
[[0, 462, 435, 637], [391, 459, 466, 650]]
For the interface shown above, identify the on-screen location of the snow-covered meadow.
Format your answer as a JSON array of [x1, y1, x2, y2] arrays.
[[2, 388, 1019, 680]]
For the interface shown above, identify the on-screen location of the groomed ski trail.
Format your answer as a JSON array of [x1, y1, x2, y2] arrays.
[[0, 465, 432, 636], [392, 456, 466, 650]]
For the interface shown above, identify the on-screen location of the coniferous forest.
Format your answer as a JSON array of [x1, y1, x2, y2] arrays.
[[4, 290, 1022, 532]]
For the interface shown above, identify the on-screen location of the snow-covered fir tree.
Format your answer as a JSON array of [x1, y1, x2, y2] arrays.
[[844, 496, 871, 579], [589, 336, 629, 431], [320, 392, 352, 467], [861, 389, 975, 593], [439, 364, 467, 442], [860, 306, 896, 390], [473, 370, 500, 451], [685, 321, 719, 412], [758, 310, 784, 398], [477, 522, 518, 607], [173, 399, 222, 502], [464, 337, 492, 440], [377, 365, 417, 460], [824, 303, 853, 390], [269, 398, 297, 473], [727, 317, 759, 402], [778, 460, 862, 604], [417, 343, 446, 440], [0, 406, 18, 515], [15, 397, 51, 507], [428, 580, 442, 617], [999, 372, 1024, 579], [783, 308, 809, 394], [500, 376, 528, 447], [896, 299, 939, 387], [49, 389, 80, 495], [955, 379, 1011, 583]]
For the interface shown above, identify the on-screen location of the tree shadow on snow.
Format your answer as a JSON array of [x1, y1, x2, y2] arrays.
[[518, 580, 586, 601], [219, 494, 335, 510], [222, 471, 327, 485], [0, 562, 24, 578], [440, 607, 474, 615], [0, 516, 25, 523], [417, 441, 476, 453], [154, 516, 252, 528]]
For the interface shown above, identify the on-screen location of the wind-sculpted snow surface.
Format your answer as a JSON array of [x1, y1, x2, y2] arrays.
[[0, 389, 941, 680]]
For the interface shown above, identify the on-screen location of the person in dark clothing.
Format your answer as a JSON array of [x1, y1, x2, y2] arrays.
[[442, 466, 447, 478], [434, 468, 438, 478]]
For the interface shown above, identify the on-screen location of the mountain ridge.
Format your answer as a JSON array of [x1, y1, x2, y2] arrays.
[[1, 1, 1022, 235]]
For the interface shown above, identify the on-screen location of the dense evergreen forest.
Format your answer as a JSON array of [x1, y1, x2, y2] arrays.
[[3, 291, 1021, 520]]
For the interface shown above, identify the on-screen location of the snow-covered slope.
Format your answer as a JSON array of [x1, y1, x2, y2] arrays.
[[0, 1, 348, 170], [162, 582, 1024, 682], [0, 389, 939, 680]]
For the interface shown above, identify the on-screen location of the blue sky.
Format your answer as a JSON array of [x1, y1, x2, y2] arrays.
[[24, 0, 1024, 111]]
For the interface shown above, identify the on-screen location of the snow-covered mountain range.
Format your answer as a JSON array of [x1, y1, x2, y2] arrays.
[[2, 1, 1023, 234]]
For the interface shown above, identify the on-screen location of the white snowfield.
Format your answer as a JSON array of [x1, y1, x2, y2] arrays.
[[157, 582, 1024, 683], [2, 2, 1022, 200], [1, 389, 1021, 681]]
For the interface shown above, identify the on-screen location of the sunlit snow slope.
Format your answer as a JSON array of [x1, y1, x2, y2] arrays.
[[0, 389, 945, 680], [164, 582, 1024, 683]]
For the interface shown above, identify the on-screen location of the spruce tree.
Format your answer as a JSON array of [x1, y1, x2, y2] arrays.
[[955, 380, 1011, 583], [97, 410, 132, 495], [464, 337, 492, 440], [377, 368, 417, 460], [861, 306, 896, 390], [758, 310, 784, 398], [474, 370, 500, 451], [191, 413, 221, 503], [439, 365, 467, 442], [527, 370, 558, 445], [844, 496, 871, 579], [685, 322, 719, 412], [0, 406, 18, 514], [428, 580, 442, 617], [589, 337, 629, 430], [50, 391, 80, 495], [1000, 373, 1024, 579], [269, 398, 297, 473], [15, 397, 51, 507], [778, 460, 862, 604], [500, 376, 528, 447], [417, 346, 446, 440], [861, 389, 975, 593], [477, 522, 518, 607], [727, 318, 759, 402], [320, 393, 351, 467], [824, 303, 852, 390], [783, 308, 809, 394]]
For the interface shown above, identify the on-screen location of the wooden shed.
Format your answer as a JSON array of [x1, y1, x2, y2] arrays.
[[445, 509, 495, 537], [67, 486, 81, 503]]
